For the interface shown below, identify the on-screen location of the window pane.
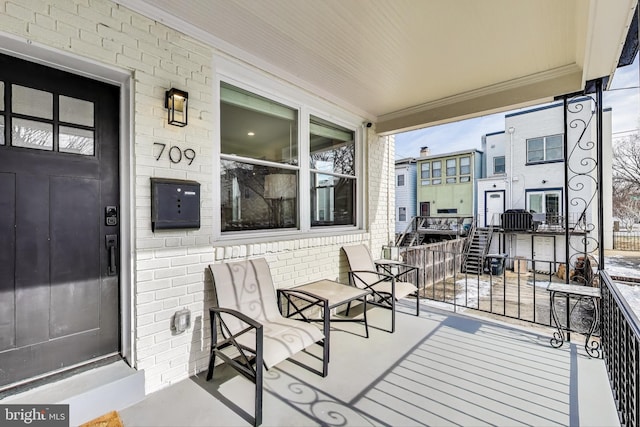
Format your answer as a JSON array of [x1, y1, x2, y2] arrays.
[[420, 163, 430, 179], [527, 138, 544, 162], [398, 207, 406, 222], [60, 95, 94, 127], [220, 83, 298, 165], [12, 85, 53, 119], [446, 159, 456, 176], [397, 174, 404, 186], [0, 116, 4, 145], [0, 81, 4, 111], [311, 173, 355, 226], [446, 177, 456, 183], [432, 161, 441, 177], [310, 116, 355, 176], [494, 156, 505, 174], [432, 179, 441, 185], [529, 193, 543, 213], [460, 156, 470, 174], [460, 176, 470, 183], [60, 126, 94, 155], [12, 118, 53, 150], [221, 160, 298, 231], [421, 180, 430, 186]]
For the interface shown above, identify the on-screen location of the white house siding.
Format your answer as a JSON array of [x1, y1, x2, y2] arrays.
[[0, 0, 389, 394], [395, 159, 416, 234], [478, 99, 612, 267]]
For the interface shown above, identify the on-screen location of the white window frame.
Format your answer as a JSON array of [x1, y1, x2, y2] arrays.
[[493, 156, 505, 174], [526, 134, 563, 164], [397, 174, 405, 186], [398, 207, 407, 222], [213, 57, 365, 243]]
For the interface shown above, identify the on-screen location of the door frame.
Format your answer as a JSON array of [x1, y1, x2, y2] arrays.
[[484, 190, 505, 227], [0, 33, 135, 367]]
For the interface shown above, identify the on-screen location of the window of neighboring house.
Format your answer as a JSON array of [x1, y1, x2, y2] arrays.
[[437, 208, 458, 214], [398, 207, 406, 222], [527, 134, 563, 163], [432, 161, 442, 184], [494, 156, 505, 174], [219, 82, 358, 233], [420, 162, 430, 185], [446, 158, 456, 176], [397, 174, 405, 186], [527, 190, 562, 224], [459, 156, 471, 182], [446, 178, 457, 184]]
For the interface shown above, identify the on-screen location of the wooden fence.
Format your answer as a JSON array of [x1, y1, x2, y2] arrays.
[[401, 238, 466, 290]]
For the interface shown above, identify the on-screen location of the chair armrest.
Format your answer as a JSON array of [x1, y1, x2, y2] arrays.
[[210, 306, 263, 330], [278, 289, 328, 320]]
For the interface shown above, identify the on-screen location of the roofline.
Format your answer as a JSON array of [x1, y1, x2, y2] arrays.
[[416, 149, 483, 161]]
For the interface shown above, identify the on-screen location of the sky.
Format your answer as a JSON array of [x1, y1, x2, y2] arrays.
[[394, 54, 640, 159]]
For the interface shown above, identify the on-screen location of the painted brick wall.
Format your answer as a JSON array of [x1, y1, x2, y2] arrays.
[[0, 0, 392, 394]]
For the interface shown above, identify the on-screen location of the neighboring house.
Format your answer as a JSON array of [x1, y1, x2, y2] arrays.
[[395, 157, 417, 234], [416, 149, 483, 218], [477, 98, 613, 269]]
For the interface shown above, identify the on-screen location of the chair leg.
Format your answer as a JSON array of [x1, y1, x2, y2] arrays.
[[255, 330, 264, 426], [206, 348, 217, 381], [207, 312, 219, 381], [416, 288, 420, 316], [391, 292, 396, 333]]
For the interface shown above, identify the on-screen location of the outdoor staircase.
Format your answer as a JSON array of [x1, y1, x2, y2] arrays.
[[462, 226, 493, 274]]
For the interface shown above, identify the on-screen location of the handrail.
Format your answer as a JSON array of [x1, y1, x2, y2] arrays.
[[601, 270, 640, 341]]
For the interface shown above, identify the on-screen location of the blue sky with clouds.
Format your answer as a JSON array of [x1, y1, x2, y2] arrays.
[[394, 54, 639, 159]]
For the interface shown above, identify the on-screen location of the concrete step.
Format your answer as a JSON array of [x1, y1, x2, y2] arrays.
[[2, 360, 145, 426]]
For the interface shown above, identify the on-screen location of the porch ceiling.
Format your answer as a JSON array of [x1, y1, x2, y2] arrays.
[[118, 0, 637, 134]]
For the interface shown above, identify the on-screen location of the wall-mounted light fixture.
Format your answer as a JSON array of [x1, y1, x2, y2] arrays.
[[165, 88, 188, 127]]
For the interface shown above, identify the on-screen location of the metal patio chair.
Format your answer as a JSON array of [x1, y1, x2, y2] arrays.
[[207, 258, 327, 427], [342, 244, 419, 333]]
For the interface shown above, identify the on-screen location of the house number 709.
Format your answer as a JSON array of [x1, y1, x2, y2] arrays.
[[153, 142, 196, 165]]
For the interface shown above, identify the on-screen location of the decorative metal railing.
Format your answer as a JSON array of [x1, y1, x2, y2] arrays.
[[601, 271, 639, 427]]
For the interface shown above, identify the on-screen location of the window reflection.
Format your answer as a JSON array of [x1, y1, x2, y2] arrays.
[[12, 118, 53, 150], [311, 173, 354, 226], [221, 160, 298, 231]]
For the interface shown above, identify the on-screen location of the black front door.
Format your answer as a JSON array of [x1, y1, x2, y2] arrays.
[[0, 54, 120, 388]]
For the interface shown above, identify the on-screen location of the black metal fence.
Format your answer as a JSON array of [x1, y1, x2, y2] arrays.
[[613, 231, 640, 251], [403, 248, 600, 330], [601, 271, 640, 427]]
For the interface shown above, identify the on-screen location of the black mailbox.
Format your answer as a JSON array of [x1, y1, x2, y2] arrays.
[[151, 178, 200, 231]]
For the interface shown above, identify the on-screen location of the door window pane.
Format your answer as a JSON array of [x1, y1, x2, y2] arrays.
[[12, 118, 53, 150], [0, 81, 4, 111], [311, 173, 355, 226], [528, 193, 543, 214], [221, 160, 298, 231], [0, 116, 4, 145], [59, 126, 94, 155], [59, 96, 94, 127], [309, 116, 355, 176], [12, 85, 53, 119], [220, 83, 298, 165]]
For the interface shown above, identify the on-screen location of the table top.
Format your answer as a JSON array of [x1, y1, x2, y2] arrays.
[[547, 283, 601, 298], [291, 279, 370, 308]]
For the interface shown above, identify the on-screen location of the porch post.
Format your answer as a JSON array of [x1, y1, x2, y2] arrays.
[[596, 78, 604, 269], [563, 96, 570, 285]]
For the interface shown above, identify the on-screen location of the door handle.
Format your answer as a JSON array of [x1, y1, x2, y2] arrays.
[[106, 234, 118, 276]]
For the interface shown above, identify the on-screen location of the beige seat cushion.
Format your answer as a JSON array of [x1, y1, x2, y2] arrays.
[[210, 258, 323, 369], [369, 280, 417, 300]]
